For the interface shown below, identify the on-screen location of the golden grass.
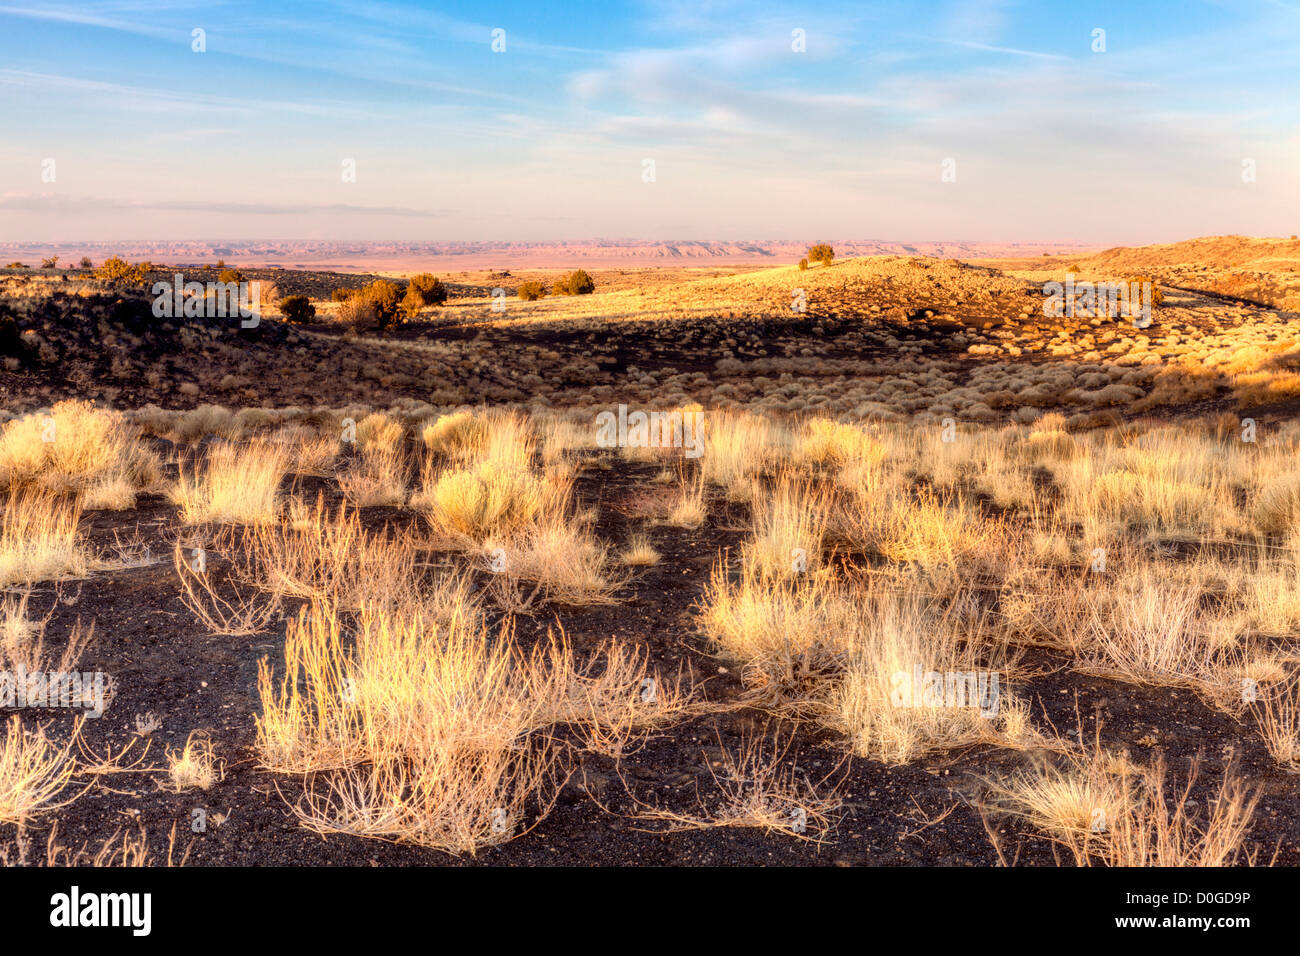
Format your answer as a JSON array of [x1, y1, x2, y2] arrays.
[[257, 599, 688, 853], [618, 533, 661, 566], [173, 543, 281, 636], [698, 410, 784, 495], [418, 459, 546, 539], [1249, 672, 1300, 769], [483, 516, 625, 606], [1072, 563, 1236, 690], [0, 716, 80, 824], [164, 731, 225, 792], [171, 439, 290, 525], [983, 735, 1260, 866], [240, 498, 460, 616], [666, 472, 708, 529], [421, 410, 487, 456], [0, 589, 90, 675], [697, 558, 856, 699], [744, 475, 829, 580], [625, 730, 845, 843], [338, 441, 409, 507], [826, 588, 1035, 764], [0, 400, 160, 505], [0, 492, 90, 587], [796, 418, 883, 470]]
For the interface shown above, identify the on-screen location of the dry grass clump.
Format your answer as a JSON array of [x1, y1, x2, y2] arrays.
[[0, 589, 91, 675], [353, 412, 405, 452], [542, 636, 698, 758], [1072, 562, 1237, 691], [419, 458, 547, 539], [421, 410, 487, 456], [269, 424, 338, 477], [1249, 673, 1300, 769], [538, 415, 595, 467], [0, 716, 80, 824], [1055, 431, 1246, 541], [692, 410, 781, 495], [744, 476, 829, 580], [626, 730, 844, 843], [698, 559, 856, 700], [167, 404, 238, 443], [173, 543, 281, 636], [619, 533, 661, 566], [0, 400, 160, 507], [666, 472, 708, 528], [415, 414, 558, 540], [257, 599, 686, 853], [164, 731, 225, 791], [981, 730, 1136, 847], [170, 439, 291, 525], [700, 552, 1034, 760], [840, 481, 1010, 582], [240, 498, 444, 614], [482, 516, 625, 606], [427, 409, 536, 472], [1254, 471, 1300, 533], [338, 440, 409, 507], [826, 588, 1034, 764], [983, 736, 1260, 866], [0, 492, 91, 587], [796, 418, 884, 470]]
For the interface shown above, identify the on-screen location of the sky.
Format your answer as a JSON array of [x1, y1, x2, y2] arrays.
[[0, 0, 1296, 243]]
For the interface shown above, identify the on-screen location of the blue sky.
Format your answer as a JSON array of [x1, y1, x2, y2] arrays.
[[0, 0, 1296, 242]]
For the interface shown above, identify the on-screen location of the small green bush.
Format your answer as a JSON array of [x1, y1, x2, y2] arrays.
[[517, 281, 546, 301], [217, 267, 244, 285]]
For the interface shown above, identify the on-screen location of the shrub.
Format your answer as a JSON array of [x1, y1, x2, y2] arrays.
[[798, 258, 808, 271], [279, 295, 315, 324], [5, 263, 27, 270], [170, 439, 290, 525], [364, 280, 404, 330], [338, 296, 379, 332], [405, 273, 448, 308], [1125, 275, 1165, 308], [807, 244, 834, 266], [566, 269, 595, 295], [517, 281, 546, 301], [217, 267, 244, 285], [79, 257, 92, 269], [39, 257, 58, 270], [93, 256, 149, 287], [330, 288, 358, 302]]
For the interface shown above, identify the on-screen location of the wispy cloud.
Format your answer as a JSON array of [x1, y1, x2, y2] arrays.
[[0, 193, 451, 217]]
